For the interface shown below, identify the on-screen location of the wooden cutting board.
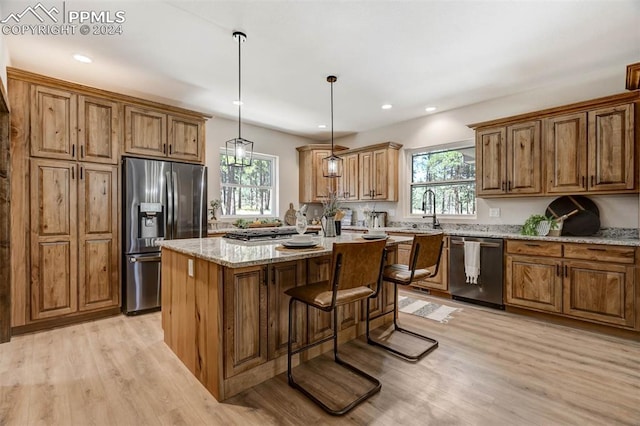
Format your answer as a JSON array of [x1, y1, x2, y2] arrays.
[[284, 203, 297, 226]]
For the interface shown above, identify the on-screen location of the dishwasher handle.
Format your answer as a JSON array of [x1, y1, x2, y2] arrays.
[[450, 240, 502, 248]]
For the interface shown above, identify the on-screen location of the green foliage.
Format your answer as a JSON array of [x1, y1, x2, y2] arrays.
[[521, 214, 558, 236]]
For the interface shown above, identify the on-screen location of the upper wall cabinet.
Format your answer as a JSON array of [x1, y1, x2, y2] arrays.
[[470, 92, 639, 198], [30, 86, 120, 164], [297, 142, 402, 203], [124, 105, 205, 163]]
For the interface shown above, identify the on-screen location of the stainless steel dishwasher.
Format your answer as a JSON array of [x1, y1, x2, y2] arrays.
[[449, 236, 504, 309]]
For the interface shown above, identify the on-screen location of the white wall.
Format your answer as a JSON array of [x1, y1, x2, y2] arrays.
[[335, 72, 639, 228], [0, 4, 10, 91], [205, 117, 315, 218]]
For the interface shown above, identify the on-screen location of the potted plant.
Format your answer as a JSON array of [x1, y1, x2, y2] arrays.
[[521, 214, 558, 236], [321, 190, 341, 237], [210, 199, 221, 221]]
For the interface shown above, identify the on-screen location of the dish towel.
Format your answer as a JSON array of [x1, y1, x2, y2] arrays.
[[464, 241, 481, 284]]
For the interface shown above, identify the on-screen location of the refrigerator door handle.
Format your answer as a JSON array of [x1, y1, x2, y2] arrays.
[[172, 171, 179, 238], [166, 171, 173, 240]]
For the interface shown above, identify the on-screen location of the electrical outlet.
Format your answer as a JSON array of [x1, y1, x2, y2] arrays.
[[489, 208, 500, 218], [188, 258, 194, 277]]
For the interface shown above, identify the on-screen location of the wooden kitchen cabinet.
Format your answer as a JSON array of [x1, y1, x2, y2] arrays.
[[31, 87, 120, 164], [30, 85, 78, 161], [359, 146, 399, 201], [124, 105, 168, 157], [471, 93, 639, 197], [306, 255, 333, 342], [296, 144, 347, 203], [29, 159, 120, 320], [223, 265, 268, 378], [30, 159, 78, 319], [587, 103, 635, 192], [77, 164, 119, 311], [505, 239, 637, 328], [337, 152, 359, 201], [476, 121, 541, 196], [77, 95, 120, 164], [168, 114, 204, 163], [505, 255, 563, 313]]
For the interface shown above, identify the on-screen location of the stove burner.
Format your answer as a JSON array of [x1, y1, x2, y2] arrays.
[[223, 227, 318, 241]]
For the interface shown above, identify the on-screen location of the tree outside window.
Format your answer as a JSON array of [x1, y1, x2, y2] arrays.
[[410, 146, 476, 216], [220, 151, 277, 217]]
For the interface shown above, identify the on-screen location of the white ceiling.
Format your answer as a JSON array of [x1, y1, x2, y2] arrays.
[[2, 0, 639, 140]]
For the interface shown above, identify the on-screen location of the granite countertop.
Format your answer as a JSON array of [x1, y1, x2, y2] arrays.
[[207, 225, 639, 247], [159, 233, 414, 268]]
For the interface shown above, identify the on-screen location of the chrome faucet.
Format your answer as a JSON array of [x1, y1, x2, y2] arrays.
[[421, 189, 441, 229]]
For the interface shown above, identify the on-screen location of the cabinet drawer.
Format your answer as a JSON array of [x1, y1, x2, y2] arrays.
[[506, 240, 562, 257], [564, 244, 635, 264]]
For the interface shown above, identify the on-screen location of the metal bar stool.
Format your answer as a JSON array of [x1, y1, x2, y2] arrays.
[[285, 239, 387, 416], [366, 233, 444, 362]]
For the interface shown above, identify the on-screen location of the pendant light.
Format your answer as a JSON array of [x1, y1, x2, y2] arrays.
[[226, 31, 253, 168], [322, 75, 343, 178]]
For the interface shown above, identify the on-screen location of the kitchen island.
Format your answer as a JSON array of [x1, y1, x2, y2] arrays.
[[158, 233, 413, 401]]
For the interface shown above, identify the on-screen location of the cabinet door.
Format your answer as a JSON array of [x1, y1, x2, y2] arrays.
[[505, 255, 562, 313], [124, 105, 167, 157], [359, 151, 374, 200], [30, 159, 78, 319], [545, 113, 587, 193], [312, 149, 335, 201], [337, 153, 358, 200], [476, 127, 507, 196], [506, 121, 541, 194], [224, 266, 268, 377], [563, 261, 634, 327], [372, 149, 389, 200], [77, 95, 120, 164], [307, 255, 333, 343], [268, 261, 306, 360], [78, 164, 119, 311], [30, 85, 77, 160], [168, 115, 204, 163], [587, 104, 635, 192]]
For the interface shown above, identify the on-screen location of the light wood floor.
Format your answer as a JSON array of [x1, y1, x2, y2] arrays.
[[1, 294, 639, 425]]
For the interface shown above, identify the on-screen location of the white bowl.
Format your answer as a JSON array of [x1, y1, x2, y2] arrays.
[[367, 229, 386, 236], [291, 234, 312, 243]]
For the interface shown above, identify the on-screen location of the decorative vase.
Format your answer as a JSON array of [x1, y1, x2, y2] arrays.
[[322, 215, 337, 237], [536, 221, 551, 236]]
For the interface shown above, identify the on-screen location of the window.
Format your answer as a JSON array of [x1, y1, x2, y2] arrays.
[[410, 144, 476, 216], [220, 150, 277, 217]]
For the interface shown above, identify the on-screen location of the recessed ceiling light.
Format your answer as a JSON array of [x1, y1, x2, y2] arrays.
[[425, 106, 437, 112], [73, 54, 92, 63], [381, 104, 393, 110], [318, 124, 327, 129], [232, 100, 244, 106]]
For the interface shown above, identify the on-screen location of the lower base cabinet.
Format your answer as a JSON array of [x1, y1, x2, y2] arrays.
[[505, 240, 636, 329]]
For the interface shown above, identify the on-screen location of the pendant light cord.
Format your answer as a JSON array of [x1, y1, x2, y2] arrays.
[[330, 79, 334, 154], [238, 34, 242, 139]]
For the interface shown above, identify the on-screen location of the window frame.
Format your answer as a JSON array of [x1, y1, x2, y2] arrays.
[[219, 149, 279, 219], [407, 140, 476, 219]]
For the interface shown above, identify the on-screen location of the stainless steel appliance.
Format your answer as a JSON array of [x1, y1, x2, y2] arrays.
[[122, 157, 207, 314], [449, 236, 504, 309], [223, 227, 318, 241]]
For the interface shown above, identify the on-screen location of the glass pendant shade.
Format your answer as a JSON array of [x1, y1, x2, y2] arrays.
[[225, 137, 253, 168], [322, 75, 343, 178], [322, 154, 343, 178]]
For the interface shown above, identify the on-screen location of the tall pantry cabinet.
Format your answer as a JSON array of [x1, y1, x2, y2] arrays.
[[25, 79, 121, 322]]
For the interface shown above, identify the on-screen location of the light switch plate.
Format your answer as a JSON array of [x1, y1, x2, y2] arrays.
[[188, 259, 194, 277], [489, 208, 500, 218]]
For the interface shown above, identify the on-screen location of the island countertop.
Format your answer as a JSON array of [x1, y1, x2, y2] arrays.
[[158, 233, 415, 268]]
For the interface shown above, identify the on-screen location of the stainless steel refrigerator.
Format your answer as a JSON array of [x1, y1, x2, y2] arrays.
[[122, 157, 207, 315]]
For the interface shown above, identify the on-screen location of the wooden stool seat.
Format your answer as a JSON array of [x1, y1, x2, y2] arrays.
[[367, 233, 444, 362], [286, 239, 387, 416]]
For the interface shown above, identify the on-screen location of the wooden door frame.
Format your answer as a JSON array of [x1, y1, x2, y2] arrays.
[[0, 79, 11, 343]]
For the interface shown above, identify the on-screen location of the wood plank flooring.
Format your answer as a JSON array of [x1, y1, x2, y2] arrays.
[[1, 292, 639, 425]]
